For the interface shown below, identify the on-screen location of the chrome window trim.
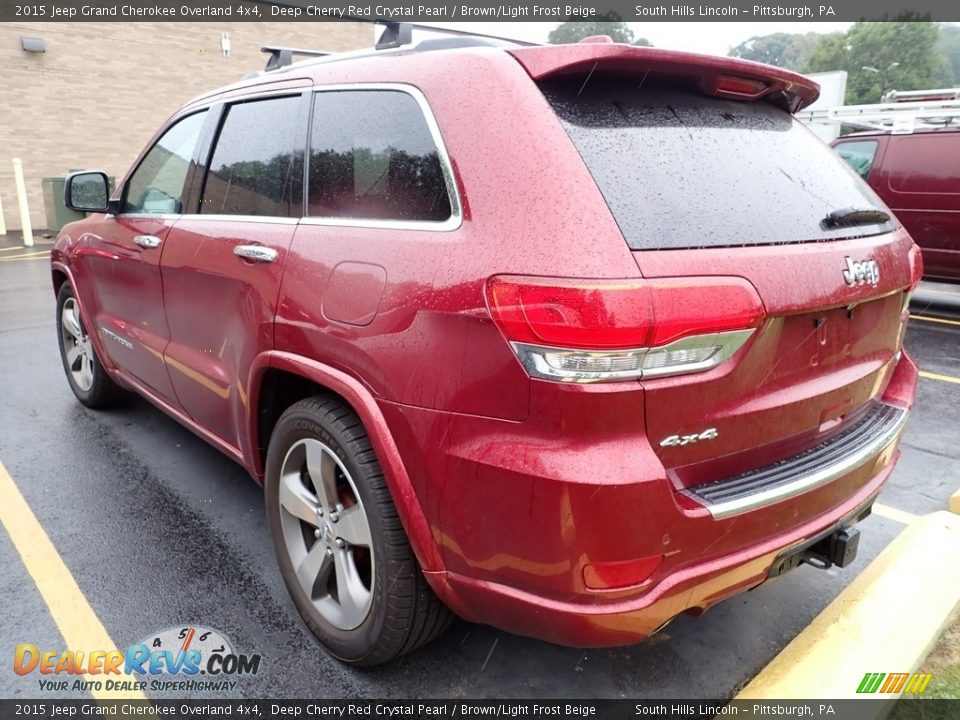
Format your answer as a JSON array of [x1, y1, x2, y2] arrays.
[[178, 214, 300, 226], [509, 329, 755, 384], [117, 85, 463, 231], [301, 83, 463, 233]]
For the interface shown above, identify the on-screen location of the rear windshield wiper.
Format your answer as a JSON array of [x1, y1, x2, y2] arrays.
[[822, 207, 891, 229]]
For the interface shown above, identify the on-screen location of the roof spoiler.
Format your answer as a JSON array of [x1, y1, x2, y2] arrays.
[[509, 44, 820, 113]]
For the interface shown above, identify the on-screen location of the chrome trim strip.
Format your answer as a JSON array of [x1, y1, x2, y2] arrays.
[[178, 214, 300, 226], [682, 403, 909, 519], [509, 329, 755, 384]]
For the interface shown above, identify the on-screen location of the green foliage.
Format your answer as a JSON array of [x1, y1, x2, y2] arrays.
[[548, 21, 651, 47], [934, 23, 960, 86], [802, 18, 941, 104], [728, 32, 820, 70]]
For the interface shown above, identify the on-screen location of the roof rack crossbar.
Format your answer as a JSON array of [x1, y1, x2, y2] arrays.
[[261, 45, 332, 72], [375, 22, 413, 50]]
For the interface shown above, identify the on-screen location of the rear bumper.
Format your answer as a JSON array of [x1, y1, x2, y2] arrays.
[[428, 459, 893, 647], [386, 352, 917, 647]]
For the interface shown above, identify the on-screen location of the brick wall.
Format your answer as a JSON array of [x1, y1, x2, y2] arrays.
[[0, 21, 371, 233]]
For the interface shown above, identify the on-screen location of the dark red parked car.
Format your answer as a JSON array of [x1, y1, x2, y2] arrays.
[[833, 127, 960, 283], [52, 32, 921, 665]]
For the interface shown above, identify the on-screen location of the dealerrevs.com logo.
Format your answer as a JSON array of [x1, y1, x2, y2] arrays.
[[13, 625, 262, 693]]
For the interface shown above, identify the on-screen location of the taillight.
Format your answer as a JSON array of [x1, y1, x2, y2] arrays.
[[485, 276, 764, 383], [908, 244, 924, 290]]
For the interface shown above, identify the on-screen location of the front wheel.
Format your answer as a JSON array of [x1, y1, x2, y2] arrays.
[[56, 283, 123, 408], [264, 396, 452, 666]]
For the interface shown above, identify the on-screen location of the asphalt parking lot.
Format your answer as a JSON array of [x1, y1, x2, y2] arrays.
[[1, 244, 958, 700]]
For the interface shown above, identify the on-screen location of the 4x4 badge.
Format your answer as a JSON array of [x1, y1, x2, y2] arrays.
[[842, 256, 880, 287]]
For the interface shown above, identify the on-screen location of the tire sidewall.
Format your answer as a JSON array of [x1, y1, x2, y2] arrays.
[[264, 406, 391, 663], [56, 284, 105, 405]]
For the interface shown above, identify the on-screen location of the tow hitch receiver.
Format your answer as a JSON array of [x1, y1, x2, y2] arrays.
[[768, 526, 862, 579]]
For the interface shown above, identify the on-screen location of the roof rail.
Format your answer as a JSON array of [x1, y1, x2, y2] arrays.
[[261, 45, 332, 72], [254, 22, 542, 78], [374, 21, 542, 50]]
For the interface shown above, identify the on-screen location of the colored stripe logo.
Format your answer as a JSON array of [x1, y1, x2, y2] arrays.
[[857, 672, 933, 694]]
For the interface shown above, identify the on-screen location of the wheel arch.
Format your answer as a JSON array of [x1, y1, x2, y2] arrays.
[[247, 351, 445, 573]]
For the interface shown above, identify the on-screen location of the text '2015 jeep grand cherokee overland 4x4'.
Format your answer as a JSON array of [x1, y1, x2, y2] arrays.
[[52, 31, 922, 666]]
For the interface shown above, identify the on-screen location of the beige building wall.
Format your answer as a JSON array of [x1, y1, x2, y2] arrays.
[[0, 21, 371, 232]]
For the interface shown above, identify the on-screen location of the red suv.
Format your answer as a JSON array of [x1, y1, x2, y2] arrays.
[[53, 33, 921, 666]]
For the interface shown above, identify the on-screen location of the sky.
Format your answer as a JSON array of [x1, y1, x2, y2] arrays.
[[412, 21, 855, 57]]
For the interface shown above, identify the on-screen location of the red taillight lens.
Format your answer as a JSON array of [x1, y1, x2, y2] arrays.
[[908, 244, 924, 290], [485, 276, 765, 383], [485, 276, 764, 350]]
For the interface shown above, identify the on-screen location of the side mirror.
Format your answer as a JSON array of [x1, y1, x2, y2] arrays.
[[64, 171, 111, 213]]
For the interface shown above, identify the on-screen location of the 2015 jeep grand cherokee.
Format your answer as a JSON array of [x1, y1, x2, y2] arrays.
[[53, 32, 921, 666]]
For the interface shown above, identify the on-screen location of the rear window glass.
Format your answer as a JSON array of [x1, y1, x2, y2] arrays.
[[541, 77, 893, 250], [834, 140, 879, 180]]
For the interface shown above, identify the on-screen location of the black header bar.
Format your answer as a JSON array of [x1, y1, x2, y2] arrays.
[[3, 0, 960, 24]]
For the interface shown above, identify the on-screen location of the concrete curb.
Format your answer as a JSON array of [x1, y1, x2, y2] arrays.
[[737, 511, 960, 700]]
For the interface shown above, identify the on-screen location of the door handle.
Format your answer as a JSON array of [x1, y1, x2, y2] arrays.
[[233, 245, 278, 263], [133, 235, 162, 249]]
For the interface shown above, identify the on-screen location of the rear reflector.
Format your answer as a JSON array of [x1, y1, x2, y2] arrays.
[[583, 555, 664, 590], [485, 276, 764, 383]]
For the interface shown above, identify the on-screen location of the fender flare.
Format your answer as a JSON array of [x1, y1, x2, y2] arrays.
[[50, 260, 121, 378], [246, 351, 445, 573]]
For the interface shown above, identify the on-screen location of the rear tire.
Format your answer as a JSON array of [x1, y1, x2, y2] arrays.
[[56, 283, 123, 409], [265, 396, 452, 666]]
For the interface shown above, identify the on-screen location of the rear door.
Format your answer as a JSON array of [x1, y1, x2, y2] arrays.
[[538, 75, 915, 482], [160, 92, 308, 454]]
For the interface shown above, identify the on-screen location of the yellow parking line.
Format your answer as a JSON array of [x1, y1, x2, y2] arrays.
[[873, 503, 919, 525], [910, 314, 960, 327], [0, 245, 27, 252], [738, 511, 960, 699], [0, 250, 50, 261], [919, 370, 960, 386], [0, 461, 147, 700]]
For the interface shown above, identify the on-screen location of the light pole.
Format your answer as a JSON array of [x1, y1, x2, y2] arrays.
[[862, 62, 901, 101]]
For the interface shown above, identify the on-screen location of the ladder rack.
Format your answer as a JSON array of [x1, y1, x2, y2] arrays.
[[796, 98, 960, 134]]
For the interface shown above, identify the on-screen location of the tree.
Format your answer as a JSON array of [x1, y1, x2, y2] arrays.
[[933, 23, 960, 86], [804, 19, 939, 104], [728, 32, 820, 70], [548, 21, 651, 47]]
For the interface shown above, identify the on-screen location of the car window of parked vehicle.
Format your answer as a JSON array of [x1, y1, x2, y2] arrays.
[[200, 95, 303, 217], [307, 90, 451, 222], [834, 140, 879, 180], [123, 111, 207, 215], [540, 76, 893, 250]]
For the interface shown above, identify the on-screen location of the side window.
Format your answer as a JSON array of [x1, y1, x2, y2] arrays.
[[308, 90, 452, 222], [834, 140, 879, 180], [200, 95, 303, 217], [124, 111, 207, 214]]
